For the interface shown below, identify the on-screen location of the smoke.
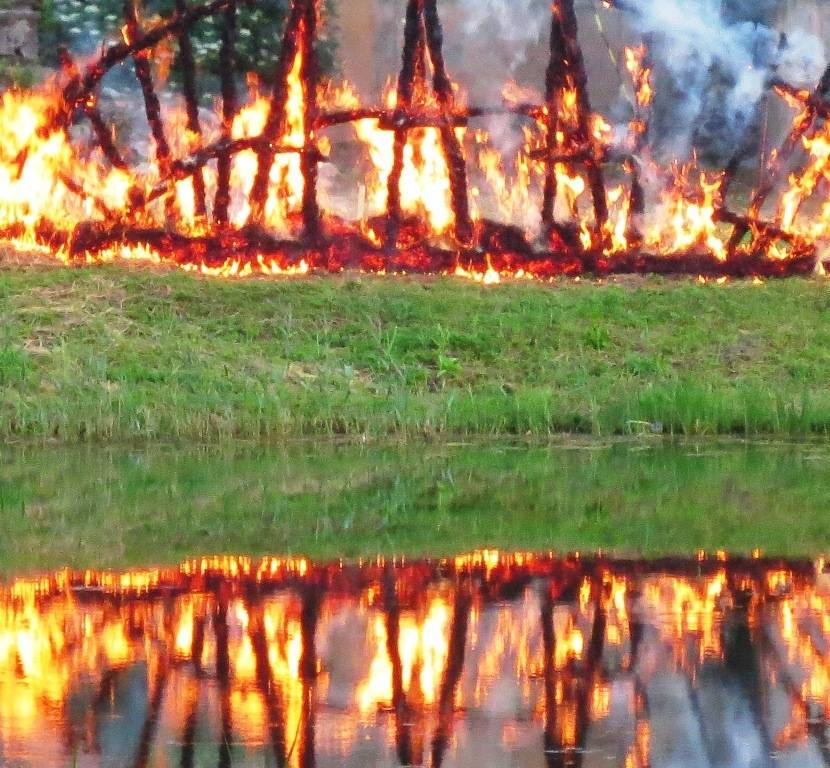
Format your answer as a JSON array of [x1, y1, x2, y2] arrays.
[[621, 0, 827, 162], [443, 0, 826, 165], [455, 0, 549, 92]]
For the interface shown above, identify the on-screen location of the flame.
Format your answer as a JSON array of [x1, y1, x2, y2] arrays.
[[624, 45, 654, 109], [645, 164, 727, 260], [0, 5, 821, 280], [231, 51, 308, 232], [352, 83, 462, 237]]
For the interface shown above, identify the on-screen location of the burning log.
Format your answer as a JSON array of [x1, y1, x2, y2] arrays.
[[423, 0, 473, 245], [83, 108, 129, 172], [214, 0, 238, 226], [714, 208, 811, 252], [67, 221, 305, 263], [770, 80, 830, 125], [727, 62, 830, 255], [541, 2, 567, 234], [142, 137, 326, 211], [318, 103, 540, 131], [247, 0, 307, 226], [58, 172, 118, 220], [759, 62, 830, 211], [124, 0, 176, 220], [174, 0, 207, 218], [299, 0, 322, 242], [57, 48, 128, 172], [386, 0, 427, 248], [543, 0, 609, 248]]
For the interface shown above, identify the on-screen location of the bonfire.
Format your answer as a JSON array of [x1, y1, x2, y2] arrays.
[[0, 0, 828, 280]]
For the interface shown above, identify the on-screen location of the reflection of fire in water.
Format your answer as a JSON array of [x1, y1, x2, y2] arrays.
[[0, 552, 827, 766], [357, 593, 451, 713]]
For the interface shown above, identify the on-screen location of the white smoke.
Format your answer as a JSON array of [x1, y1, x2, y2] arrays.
[[447, 0, 549, 105], [621, 0, 827, 160], [445, 0, 826, 163]]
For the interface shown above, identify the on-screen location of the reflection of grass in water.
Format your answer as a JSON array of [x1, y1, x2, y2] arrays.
[[0, 441, 828, 574], [3, 266, 830, 440]]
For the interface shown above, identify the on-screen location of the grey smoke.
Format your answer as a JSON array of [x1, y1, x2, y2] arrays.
[[444, 0, 826, 166], [621, 0, 827, 163]]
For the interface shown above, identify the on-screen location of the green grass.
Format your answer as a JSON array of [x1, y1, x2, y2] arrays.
[[2, 264, 830, 441], [1, 441, 829, 574]]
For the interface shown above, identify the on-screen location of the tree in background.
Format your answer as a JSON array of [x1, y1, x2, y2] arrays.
[[39, 0, 337, 86]]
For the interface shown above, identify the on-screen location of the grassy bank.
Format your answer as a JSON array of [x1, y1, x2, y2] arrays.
[[2, 263, 830, 441], [1, 442, 829, 573]]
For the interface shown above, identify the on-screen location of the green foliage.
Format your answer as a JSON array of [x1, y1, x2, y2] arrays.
[[0, 59, 37, 88], [2, 266, 830, 441], [1, 440, 830, 572], [43, 0, 338, 80]]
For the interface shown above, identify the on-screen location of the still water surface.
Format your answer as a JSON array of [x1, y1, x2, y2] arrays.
[[1, 440, 830, 570], [1, 440, 830, 766]]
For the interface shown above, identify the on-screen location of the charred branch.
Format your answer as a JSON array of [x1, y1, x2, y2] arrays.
[[300, 0, 322, 242], [386, 0, 425, 248], [174, 0, 207, 217], [542, 4, 566, 232], [745, 63, 830, 222], [214, 0, 238, 226], [247, 0, 307, 225], [317, 103, 540, 130], [551, 0, 609, 241], [124, 0, 176, 220], [58, 173, 118, 220], [63, 0, 246, 117], [143, 135, 326, 210], [423, 0, 473, 244], [84, 108, 130, 172], [57, 47, 129, 172], [714, 207, 812, 252]]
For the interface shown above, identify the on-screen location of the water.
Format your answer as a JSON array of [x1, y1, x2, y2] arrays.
[[0, 553, 828, 767], [1, 441, 830, 572], [0, 440, 830, 766]]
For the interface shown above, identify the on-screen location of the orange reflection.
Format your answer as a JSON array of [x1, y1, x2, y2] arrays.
[[0, 552, 823, 766]]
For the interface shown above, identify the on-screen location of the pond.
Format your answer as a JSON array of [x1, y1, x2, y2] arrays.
[[0, 440, 829, 766]]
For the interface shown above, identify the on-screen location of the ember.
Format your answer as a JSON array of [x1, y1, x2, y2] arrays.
[[0, 0, 828, 279]]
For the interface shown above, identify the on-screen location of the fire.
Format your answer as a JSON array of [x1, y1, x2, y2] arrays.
[[624, 45, 654, 109], [353, 85, 461, 237], [230, 52, 308, 232], [779, 126, 830, 238], [0, 0, 823, 281], [646, 165, 727, 261]]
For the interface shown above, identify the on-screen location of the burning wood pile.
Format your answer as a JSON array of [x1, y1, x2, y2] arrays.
[[0, 0, 828, 279]]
